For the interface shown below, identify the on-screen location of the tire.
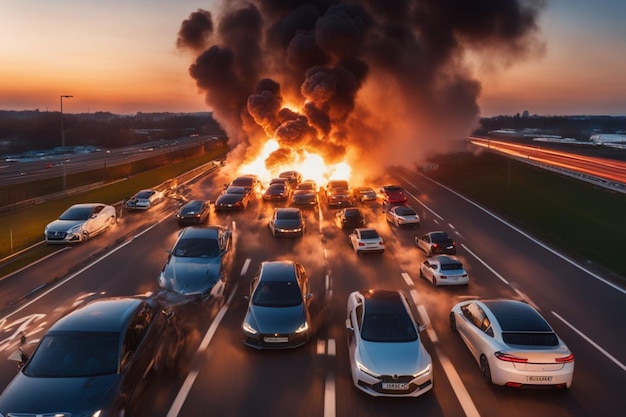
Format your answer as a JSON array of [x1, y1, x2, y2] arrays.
[[432, 277, 438, 286], [82, 230, 89, 241], [480, 355, 492, 383], [107, 216, 116, 229], [449, 313, 457, 332]]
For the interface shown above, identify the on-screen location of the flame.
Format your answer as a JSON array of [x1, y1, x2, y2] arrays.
[[238, 139, 351, 185]]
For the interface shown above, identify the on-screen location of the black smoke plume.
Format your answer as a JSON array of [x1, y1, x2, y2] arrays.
[[177, 0, 545, 179]]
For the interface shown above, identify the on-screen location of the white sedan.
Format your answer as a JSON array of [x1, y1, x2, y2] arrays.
[[44, 203, 116, 244], [419, 255, 469, 286], [384, 204, 420, 227], [348, 228, 384, 254], [125, 189, 164, 210], [450, 299, 575, 389]]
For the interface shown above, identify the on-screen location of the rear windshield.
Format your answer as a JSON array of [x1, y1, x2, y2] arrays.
[[440, 262, 463, 271], [359, 230, 379, 239], [502, 332, 559, 346], [395, 207, 415, 216], [277, 211, 301, 219]]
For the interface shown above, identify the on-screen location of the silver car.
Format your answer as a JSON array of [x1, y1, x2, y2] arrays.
[[385, 204, 420, 227], [125, 189, 163, 211], [450, 299, 575, 388], [158, 226, 233, 301], [44, 203, 116, 244], [346, 289, 433, 397]]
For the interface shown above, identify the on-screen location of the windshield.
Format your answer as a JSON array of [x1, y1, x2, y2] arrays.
[[361, 312, 418, 343], [59, 206, 92, 221], [25, 331, 119, 377], [277, 211, 301, 220], [135, 190, 154, 199], [252, 281, 302, 307], [173, 237, 220, 258]]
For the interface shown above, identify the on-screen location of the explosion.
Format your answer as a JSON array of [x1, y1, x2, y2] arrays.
[[176, 0, 545, 183]]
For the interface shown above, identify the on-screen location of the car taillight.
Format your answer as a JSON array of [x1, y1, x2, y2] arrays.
[[358, 242, 365, 246], [555, 354, 575, 363], [379, 239, 384, 245], [440, 275, 448, 279], [494, 351, 527, 363], [432, 243, 439, 249]]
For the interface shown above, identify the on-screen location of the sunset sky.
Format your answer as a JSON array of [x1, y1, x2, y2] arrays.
[[1, 0, 624, 117]]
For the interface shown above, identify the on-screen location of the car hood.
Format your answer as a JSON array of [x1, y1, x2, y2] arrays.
[[46, 219, 84, 232], [0, 373, 119, 415], [246, 304, 306, 334], [161, 256, 222, 295], [357, 340, 430, 375]]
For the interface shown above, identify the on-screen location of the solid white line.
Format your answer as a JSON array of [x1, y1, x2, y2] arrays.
[[167, 369, 200, 417], [324, 338, 336, 417], [552, 311, 626, 372], [402, 183, 444, 221], [0, 246, 71, 282], [317, 339, 326, 355], [417, 304, 439, 343], [462, 244, 509, 285]]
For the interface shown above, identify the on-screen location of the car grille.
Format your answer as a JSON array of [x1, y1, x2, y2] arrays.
[[46, 231, 68, 240]]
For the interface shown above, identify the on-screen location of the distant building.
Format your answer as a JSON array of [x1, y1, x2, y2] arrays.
[[522, 110, 529, 118]]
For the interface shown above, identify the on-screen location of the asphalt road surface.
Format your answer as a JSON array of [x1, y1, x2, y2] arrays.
[[0, 166, 624, 417]]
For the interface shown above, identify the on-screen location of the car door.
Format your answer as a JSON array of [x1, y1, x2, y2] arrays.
[[421, 260, 434, 281], [119, 302, 159, 406], [346, 297, 363, 374], [88, 205, 106, 234], [457, 303, 490, 361]]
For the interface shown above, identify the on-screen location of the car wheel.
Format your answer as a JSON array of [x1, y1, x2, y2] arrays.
[[449, 313, 457, 332], [480, 355, 492, 383], [395, 219, 400, 227], [107, 216, 116, 229], [432, 276, 438, 286], [82, 230, 89, 241]]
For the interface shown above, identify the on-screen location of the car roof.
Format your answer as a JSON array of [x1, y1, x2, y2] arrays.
[[359, 289, 408, 315], [431, 254, 459, 264], [482, 300, 552, 332], [179, 225, 222, 239], [50, 297, 144, 333], [259, 261, 298, 282], [69, 203, 106, 209]]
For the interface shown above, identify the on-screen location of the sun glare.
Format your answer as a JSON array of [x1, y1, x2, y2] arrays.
[[237, 139, 352, 185]]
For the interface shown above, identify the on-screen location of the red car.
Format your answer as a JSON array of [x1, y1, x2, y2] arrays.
[[380, 185, 408, 204]]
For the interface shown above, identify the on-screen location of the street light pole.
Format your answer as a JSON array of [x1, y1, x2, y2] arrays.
[[60, 95, 73, 190]]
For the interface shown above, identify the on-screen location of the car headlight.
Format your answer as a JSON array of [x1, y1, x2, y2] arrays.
[[413, 363, 432, 378], [243, 321, 258, 334], [69, 224, 82, 233], [295, 321, 308, 334], [357, 360, 380, 378]]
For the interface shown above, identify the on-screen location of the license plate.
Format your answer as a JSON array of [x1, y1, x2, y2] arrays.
[[382, 382, 409, 390], [527, 376, 552, 382], [264, 336, 288, 343]]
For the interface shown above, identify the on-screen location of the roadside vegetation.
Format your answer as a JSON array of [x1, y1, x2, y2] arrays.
[[426, 151, 626, 283], [0, 141, 229, 269]]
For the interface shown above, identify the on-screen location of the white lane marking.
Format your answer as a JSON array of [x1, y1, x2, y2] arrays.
[[167, 287, 237, 417], [0, 247, 71, 283], [552, 311, 626, 373], [410, 173, 626, 295], [317, 339, 326, 355], [462, 244, 510, 285], [324, 338, 336, 417], [240, 258, 251, 276], [402, 186, 444, 221], [402, 272, 414, 286], [407, 275, 479, 417]]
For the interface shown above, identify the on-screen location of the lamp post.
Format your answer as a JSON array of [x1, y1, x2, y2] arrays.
[[60, 95, 73, 189]]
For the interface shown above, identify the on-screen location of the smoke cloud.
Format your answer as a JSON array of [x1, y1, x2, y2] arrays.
[[177, 0, 545, 181]]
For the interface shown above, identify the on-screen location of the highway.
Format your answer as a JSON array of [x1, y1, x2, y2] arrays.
[[0, 166, 624, 417]]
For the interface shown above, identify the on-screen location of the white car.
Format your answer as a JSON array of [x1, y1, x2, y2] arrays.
[[346, 289, 433, 397], [125, 189, 163, 210], [419, 255, 469, 286], [385, 204, 420, 227], [348, 228, 384, 254], [44, 203, 116, 244], [450, 299, 575, 389]]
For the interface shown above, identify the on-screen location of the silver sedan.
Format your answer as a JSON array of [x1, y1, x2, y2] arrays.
[[449, 299, 575, 388], [346, 289, 433, 397], [384, 204, 420, 227], [44, 203, 116, 244], [419, 255, 469, 286]]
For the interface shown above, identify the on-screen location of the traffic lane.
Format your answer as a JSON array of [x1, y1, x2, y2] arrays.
[[0, 198, 179, 314], [168, 203, 329, 417], [398, 169, 625, 363], [396, 170, 625, 414]]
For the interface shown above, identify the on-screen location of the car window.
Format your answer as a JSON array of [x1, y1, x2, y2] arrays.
[[173, 237, 220, 258], [461, 302, 488, 330], [440, 262, 462, 271], [361, 312, 418, 343], [59, 206, 92, 221], [24, 331, 119, 378], [121, 304, 152, 369], [355, 303, 364, 329], [502, 332, 559, 346], [252, 281, 302, 307]]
